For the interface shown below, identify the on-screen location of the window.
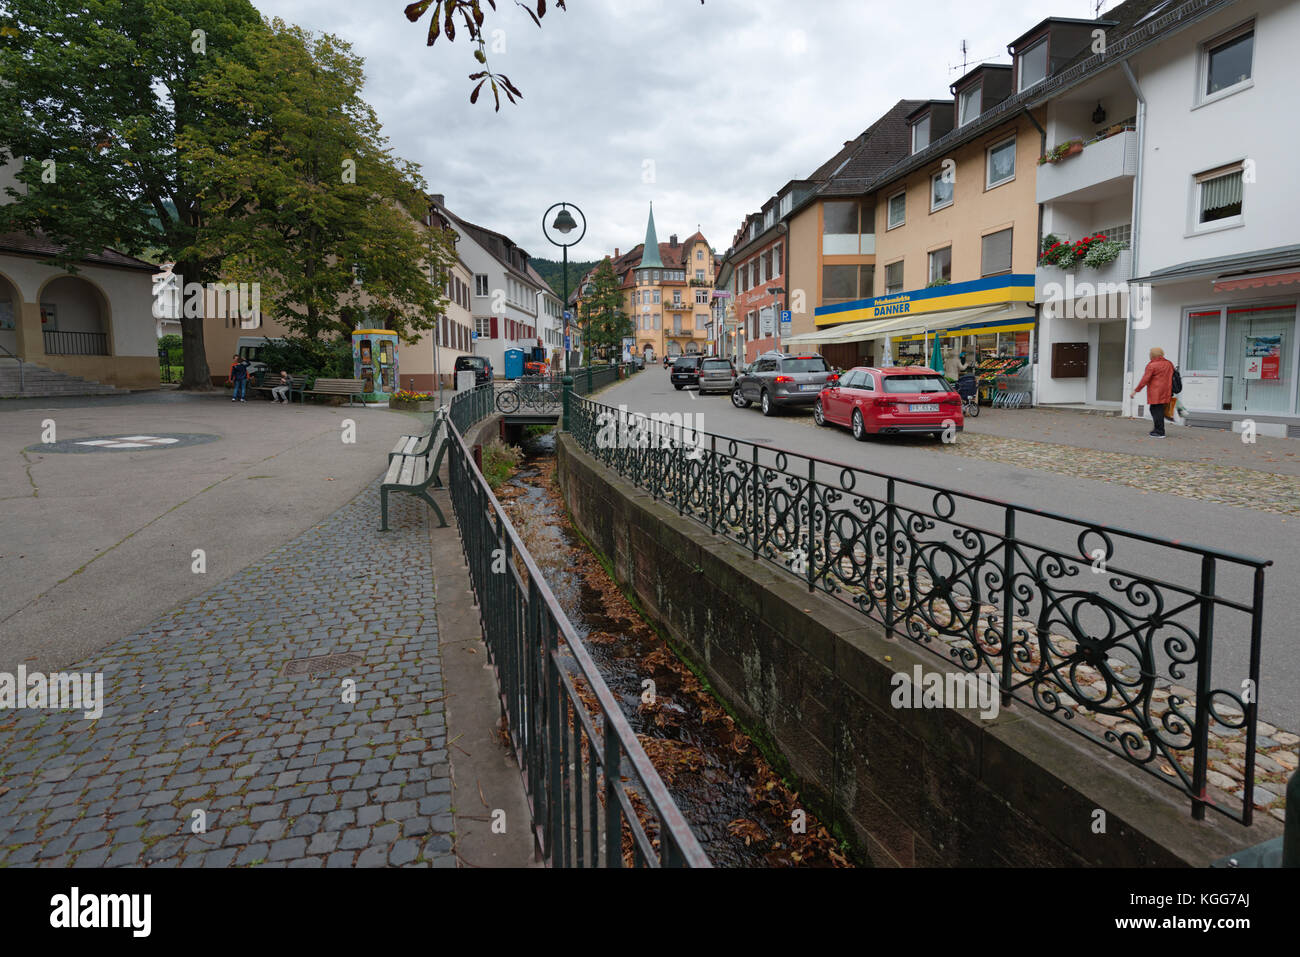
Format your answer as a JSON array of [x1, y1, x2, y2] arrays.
[[772, 244, 782, 277], [1096, 223, 1133, 247], [764, 209, 775, 229], [1201, 23, 1254, 101], [986, 137, 1016, 188], [958, 85, 982, 126], [887, 191, 906, 229], [930, 170, 954, 211], [885, 261, 905, 295], [696, 270, 705, 282], [696, 314, 708, 329], [911, 114, 930, 154], [780, 193, 793, 217], [1017, 37, 1048, 91], [1196, 164, 1244, 227], [696, 249, 704, 261], [981, 228, 1013, 276], [653, 290, 661, 304], [823, 265, 873, 305], [823, 199, 875, 254], [928, 247, 952, 284], [475, 315, 491, 337], [696, 291, 709, 305]]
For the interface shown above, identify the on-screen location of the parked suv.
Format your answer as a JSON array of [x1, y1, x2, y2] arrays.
[[454, 355, 494, 388], [732, 352, 834, 416], [670, 355, 704, 390], [697, 356, 737, 395]]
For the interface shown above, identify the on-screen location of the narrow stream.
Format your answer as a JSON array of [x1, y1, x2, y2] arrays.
[[497, 431, 853, 868]]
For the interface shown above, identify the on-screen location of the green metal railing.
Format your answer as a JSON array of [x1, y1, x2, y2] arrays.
[[445, 384, 708, 867]]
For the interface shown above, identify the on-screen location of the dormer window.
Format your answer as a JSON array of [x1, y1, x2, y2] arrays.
[[1017, 36, 1048, 91], [911, 114, 931, 153], [958, 85, 982, 126]]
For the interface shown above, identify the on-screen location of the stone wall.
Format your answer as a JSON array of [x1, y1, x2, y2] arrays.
[[555, 433, 1275, 866]]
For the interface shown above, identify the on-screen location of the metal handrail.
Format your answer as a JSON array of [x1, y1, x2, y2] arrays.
[[568, 393, 1272, 825], [0, 342, 23, 392], [445, 384, 709, 866]]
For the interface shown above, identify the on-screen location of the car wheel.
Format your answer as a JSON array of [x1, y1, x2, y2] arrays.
[[813, 400, 827, 427], [674, 384, 683, 391], [852, 409, 868, 442], [731, 386, 751, 409], [761, 391, 777, 417]]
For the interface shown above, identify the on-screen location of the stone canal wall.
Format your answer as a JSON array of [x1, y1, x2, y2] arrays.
[[554, 433, 1271, 866]]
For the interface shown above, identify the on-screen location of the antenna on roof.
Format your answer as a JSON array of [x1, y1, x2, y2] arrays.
[[960, 39, 969, 75]]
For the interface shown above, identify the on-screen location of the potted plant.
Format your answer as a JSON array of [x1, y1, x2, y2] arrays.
[[1081, 237, 1128, 269], [389, 390, 438, 412], [1038, 233, 1079, 268]]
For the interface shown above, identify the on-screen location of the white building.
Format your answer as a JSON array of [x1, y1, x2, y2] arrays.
[[440, 201, 549, 379], [1033, 0, 1300, 434]]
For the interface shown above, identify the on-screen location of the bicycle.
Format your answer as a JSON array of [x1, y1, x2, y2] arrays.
[[955, 374, 980, 418], [495, 377, 559, 414]]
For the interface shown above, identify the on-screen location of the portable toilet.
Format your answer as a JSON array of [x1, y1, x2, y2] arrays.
[[503, 349, 524, 380], [351, 329, 400, 401]]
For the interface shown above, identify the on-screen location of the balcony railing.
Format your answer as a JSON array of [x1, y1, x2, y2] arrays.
[[44, 330, 109, 356], [1037, 128, 1138, 205], [1035, 248, 1135, 305]]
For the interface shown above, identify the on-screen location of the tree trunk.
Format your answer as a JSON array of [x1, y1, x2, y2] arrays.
[[175, 258, 214, 390]]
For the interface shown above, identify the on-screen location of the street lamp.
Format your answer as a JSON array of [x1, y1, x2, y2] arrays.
[[542, 202, 587, 375]]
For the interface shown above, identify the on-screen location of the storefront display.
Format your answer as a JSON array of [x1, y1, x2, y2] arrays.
[[1183, 301, 1296, 415]]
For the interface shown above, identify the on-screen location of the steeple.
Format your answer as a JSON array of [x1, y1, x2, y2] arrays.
[[638, 203, 663, 270]]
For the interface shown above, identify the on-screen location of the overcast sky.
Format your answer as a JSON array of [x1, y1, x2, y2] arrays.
[[252, 0, 1109, 262]]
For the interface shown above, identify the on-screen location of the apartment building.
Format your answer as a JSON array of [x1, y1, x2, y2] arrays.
[[581, 205, 715, 362]]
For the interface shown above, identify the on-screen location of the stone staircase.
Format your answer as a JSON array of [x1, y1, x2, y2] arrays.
[[0, 358, 127, 398]]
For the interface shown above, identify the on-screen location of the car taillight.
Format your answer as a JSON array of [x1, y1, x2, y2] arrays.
[[774, 376, 794, 383], [828, 374, 840, 384], [874, 397, 899, 408]]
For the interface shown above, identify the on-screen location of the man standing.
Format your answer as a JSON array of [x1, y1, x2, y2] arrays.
[[230, 354, 250, 403], [1131, 347, 1175, 438]]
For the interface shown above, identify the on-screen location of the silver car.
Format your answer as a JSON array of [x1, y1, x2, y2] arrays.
[[697, 357, 737, 395]]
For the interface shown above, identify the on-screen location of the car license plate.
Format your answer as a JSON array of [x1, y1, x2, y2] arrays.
[[909, 403, 939, 412], [801, 384, 820, 392]]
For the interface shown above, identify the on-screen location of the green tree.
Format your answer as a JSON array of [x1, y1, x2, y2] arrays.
[[179, 19, 455, 344], [578, 257, 629, 358], [0, 0, 265, 389]]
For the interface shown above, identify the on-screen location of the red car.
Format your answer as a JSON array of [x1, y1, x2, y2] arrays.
[[814, 367, 964, 441]]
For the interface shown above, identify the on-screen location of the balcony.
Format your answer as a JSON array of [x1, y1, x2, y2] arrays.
[[1036, 129, 1137, 205], [1035, 248, 1134, 310], [666, 300, 690, 311]]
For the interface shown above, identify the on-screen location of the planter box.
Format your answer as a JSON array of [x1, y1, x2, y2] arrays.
[[389, 399, 438, 412]]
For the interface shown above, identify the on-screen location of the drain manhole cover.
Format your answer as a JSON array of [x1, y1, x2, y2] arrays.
[[281, 652, 363, 676]]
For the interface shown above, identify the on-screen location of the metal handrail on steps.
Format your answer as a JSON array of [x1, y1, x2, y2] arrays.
[[0, 342, 24, 392]]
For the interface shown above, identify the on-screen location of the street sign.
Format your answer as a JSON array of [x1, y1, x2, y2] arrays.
[[471, 331, 478, 341], [564, 335, 571, 350], [781, 310, 791, 323], [780, 311, 792, 336], [564, 311, 572, 321]]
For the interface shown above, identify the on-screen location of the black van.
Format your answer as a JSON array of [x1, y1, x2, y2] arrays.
[[454, 355, 493, 388]]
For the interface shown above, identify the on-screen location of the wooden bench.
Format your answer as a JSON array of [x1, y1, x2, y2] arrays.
[[380, 415, 451, 531], [252, 374, 307, 403], [389, 416, 445, 466], [303, 378, 366, 406]]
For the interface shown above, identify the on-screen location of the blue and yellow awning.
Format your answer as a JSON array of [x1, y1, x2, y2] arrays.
[[813, 274, 1035, 328]]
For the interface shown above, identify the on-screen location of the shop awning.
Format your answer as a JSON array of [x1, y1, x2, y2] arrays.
[[787, 303, 1034, 347], [1213, 269, 1300, 293]]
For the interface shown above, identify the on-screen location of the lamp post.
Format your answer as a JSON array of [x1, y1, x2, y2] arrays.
[[543, 202, 587, 376]]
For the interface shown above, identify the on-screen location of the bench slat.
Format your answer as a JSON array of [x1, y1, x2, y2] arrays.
[[384, 457, 404, 485], [398, 455, 417, 486]]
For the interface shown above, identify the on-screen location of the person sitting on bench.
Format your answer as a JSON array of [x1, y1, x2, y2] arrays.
[[271, 370, 292, 404]]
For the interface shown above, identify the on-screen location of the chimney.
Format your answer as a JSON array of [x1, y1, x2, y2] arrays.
[[615, 248, 620, 258], [430, 193, 445, 208], [670, 234, 678, 246]]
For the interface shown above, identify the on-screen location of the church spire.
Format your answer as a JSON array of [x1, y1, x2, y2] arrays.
[[638, 202, 663, 270]]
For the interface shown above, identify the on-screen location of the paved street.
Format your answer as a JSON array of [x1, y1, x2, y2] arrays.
[[0, 475, 454, 867], [598, 371, 1300, 732]]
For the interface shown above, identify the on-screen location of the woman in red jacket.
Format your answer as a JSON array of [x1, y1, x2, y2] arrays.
[[1131, 347, 1175, 438]]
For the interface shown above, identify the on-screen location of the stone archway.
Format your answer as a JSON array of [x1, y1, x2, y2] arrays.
[[0, 270, 21, 359], [36, 275, 111, 356]]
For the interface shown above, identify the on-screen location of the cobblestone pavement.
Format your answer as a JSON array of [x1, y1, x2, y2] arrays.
[[0, 478, 453, 868], [930, 431, 1300, 516]]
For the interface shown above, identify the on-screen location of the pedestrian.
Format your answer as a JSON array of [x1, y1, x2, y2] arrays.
[[271, 370, 292, 404], [1131, 346, 1175, 438], [957, 351, 973, 376], [230, 354, 250, 403]]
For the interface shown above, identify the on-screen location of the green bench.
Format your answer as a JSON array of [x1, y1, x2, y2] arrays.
[[380, 415, 450, 531], [303, 378, 366, 406], [390, 416, 444, 465], [252, 374, 307, 403]]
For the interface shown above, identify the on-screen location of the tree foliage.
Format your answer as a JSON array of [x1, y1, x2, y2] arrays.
[[402, 0, 703, 108], [578, 257, 629, 355], [0, 0, 265, 389], [178, 18, 455, 344]]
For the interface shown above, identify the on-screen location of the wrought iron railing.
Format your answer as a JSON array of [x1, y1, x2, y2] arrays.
[[568, 395, 1273, 825], [44, 329, 108, 356], [493, 365, 630, 415], [444, 385, 709, 866]]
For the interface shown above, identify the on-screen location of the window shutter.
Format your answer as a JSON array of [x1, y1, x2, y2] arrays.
[[490, 316, 498, 339]]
